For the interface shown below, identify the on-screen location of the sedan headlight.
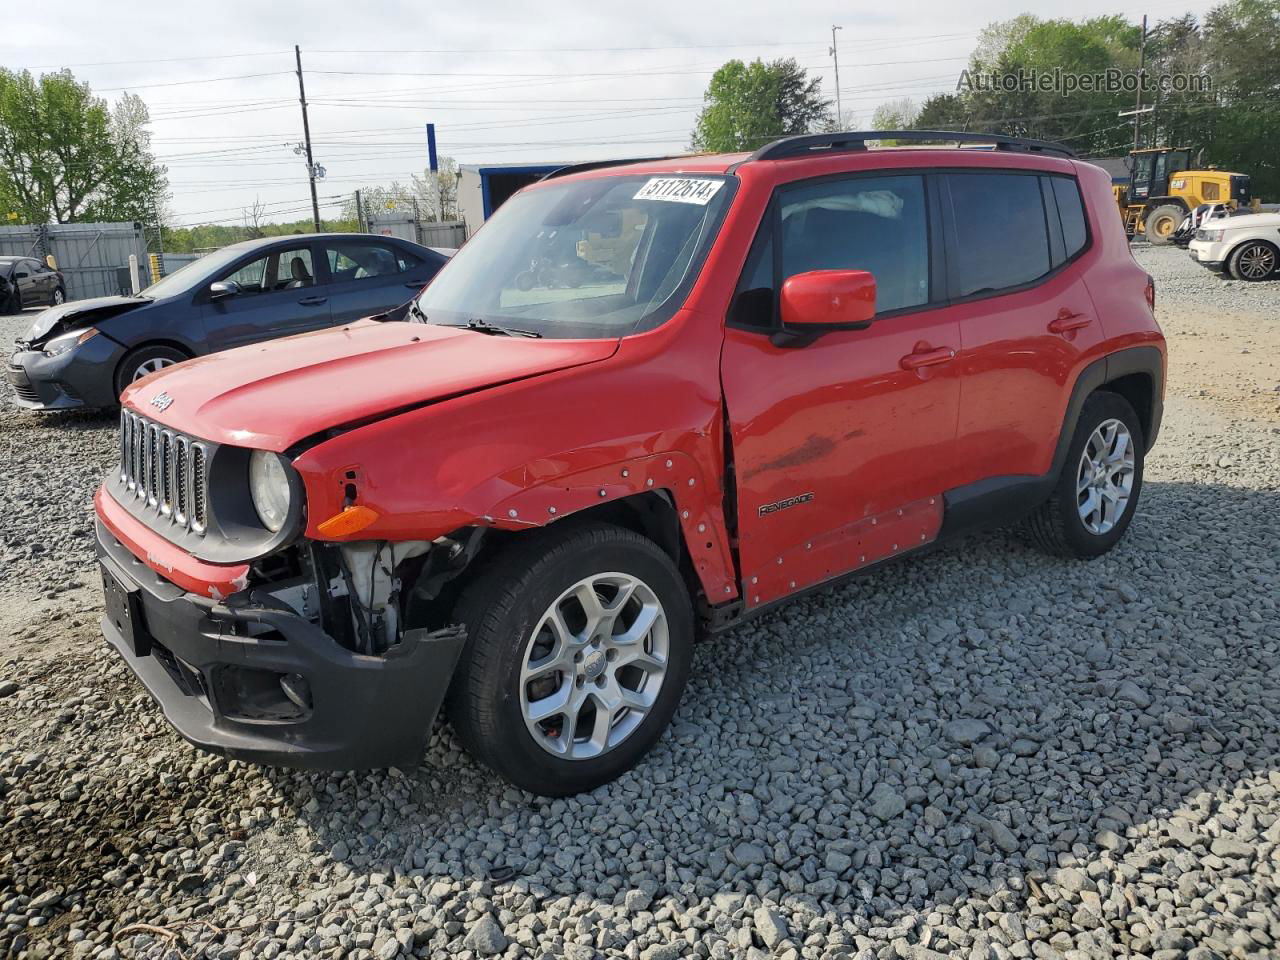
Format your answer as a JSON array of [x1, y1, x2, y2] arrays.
[[43, 327, 99, 357], [249, 450, 293, 532]]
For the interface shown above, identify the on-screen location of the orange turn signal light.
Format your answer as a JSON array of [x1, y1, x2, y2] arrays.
[[316, 504, 379, 537]]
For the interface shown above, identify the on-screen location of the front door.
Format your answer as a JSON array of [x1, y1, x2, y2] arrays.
[[721, 173, 961, 611], [202, 243, 332, 352]]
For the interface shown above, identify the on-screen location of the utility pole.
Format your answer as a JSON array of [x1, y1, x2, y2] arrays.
[[355, 189, 365, 232], [1133, 15, 1147, 152], [295, 45, 322, 232], [829, 26, 843, 128]]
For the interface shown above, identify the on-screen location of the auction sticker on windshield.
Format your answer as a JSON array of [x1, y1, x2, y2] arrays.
[[633, 177, 724, 205]]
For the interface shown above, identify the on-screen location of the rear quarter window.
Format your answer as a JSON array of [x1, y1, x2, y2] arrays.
[[1051, 177, 1089, 259], [946, 172, 1051, 298]]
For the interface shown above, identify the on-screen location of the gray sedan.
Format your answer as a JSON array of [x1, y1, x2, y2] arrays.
[[6, 234, 447, 411]]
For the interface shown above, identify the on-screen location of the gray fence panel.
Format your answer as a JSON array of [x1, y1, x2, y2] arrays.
[[0, 225, 44, 260], [0, 222, 150, 301], [47, 223, 150, 300], [416, 221, 466, 249]]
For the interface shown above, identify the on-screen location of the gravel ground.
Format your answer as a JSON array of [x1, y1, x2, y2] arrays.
[[1, 245, 1278, 960]]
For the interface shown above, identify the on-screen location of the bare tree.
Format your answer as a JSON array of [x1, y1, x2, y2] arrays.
[[241, 196, 267, 238]]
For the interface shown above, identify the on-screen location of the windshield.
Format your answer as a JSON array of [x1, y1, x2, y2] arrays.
[[417, 173, 734, 338], [140, 244, 259, 299]]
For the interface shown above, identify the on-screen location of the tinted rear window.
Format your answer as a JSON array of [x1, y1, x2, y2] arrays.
[[947, 173, 1051, 297]]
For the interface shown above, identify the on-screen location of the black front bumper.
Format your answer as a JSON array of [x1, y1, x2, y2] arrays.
[[8, 335, 126, 410], [96, 520, 466, 770]]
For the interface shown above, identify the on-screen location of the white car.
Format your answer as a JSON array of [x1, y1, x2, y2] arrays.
[[1188, 211, 1280, 281]]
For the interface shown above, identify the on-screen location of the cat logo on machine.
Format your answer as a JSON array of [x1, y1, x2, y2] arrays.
[[758, 492, 814, 516]]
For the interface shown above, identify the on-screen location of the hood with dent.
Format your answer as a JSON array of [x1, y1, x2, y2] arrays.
[[121, 320, 619, 451], [21, 295, 150, 345]]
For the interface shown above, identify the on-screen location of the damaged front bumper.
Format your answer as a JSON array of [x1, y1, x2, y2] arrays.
[[96, 518, 466, 770]]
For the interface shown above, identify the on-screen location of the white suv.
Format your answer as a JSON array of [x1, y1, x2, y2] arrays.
[[1188, 211, 1280, 281]]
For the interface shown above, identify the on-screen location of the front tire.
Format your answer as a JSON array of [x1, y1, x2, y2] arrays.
[[1144, 204, 1183, 246], [113, 344, 190, 398], [51, 287, 65, 305], [1227, 240, 1278, 281], [1026, 391, 1145, 559], [447, 522, 694, 796]]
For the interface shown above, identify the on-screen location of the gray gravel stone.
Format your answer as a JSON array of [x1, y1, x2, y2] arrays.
[[1, 245, 1278, 960]]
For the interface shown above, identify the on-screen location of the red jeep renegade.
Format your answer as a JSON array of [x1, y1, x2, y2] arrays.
[[95, 131, 1164, 796]]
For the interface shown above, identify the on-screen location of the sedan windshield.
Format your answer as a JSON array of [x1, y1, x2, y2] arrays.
[[416, 173, 733, 338], [140, 243, 260, 300]]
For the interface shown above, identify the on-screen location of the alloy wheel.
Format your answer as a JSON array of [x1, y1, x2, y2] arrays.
[[519, 572, 669, 760], [1238, 243, 1276, 280], [52, 289, 65, 305], [1076, 418, 1136, 535], [132, 357, 176, 381]]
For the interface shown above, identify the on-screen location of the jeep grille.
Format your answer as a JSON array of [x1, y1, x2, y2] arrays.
[[119, 410, 209, 534]]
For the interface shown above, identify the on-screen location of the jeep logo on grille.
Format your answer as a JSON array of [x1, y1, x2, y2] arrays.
[[150, 392, 173, 412]]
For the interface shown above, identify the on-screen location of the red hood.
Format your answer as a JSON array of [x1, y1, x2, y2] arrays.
[[121, 321, 619, 451]]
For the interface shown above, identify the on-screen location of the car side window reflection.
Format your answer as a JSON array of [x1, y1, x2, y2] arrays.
[[325, 243, 404, 282], [219, 248, 315, 295], [779, 175, 930, 314]]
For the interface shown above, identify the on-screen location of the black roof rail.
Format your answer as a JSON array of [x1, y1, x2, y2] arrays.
[[541, 156, 682, 181], [749, 130, 1077, 162]]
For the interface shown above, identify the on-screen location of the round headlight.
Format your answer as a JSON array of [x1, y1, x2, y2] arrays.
[[248, 450, 292, 532]]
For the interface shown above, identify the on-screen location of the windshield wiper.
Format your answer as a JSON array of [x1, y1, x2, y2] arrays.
[[460, 317, 542, 338]]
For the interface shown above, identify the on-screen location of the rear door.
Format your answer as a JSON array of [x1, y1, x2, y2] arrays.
[[942, 170, 1106, 486], [321, 239, 438, 323], [202, 241, 332, 352], [721, 172, 961, 610]]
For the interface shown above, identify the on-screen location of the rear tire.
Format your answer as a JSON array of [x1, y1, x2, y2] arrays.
[[114, 344, 189, 398], [1025, 392, 1145, 559], [447, 522, 694, 796], [1144, 204, 1183, 246], [1227, 240, 1278, 281]]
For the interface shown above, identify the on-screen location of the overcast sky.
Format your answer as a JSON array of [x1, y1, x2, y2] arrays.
[[2, 0, 1221, 227]]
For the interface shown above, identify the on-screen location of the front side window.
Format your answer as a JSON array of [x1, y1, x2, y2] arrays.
[[220, 247, 315, 295], [946, 173, 1051, 297], [779, 175, 930, 314], [417, 174, 733, 339], [326, 242, 404, 281]]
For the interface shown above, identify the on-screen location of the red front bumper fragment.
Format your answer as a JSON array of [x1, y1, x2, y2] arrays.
[[94, 485, 251, 601]]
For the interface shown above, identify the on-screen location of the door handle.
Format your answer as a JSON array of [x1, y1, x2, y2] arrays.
[[900, 346, 956, 370], [297, 295, 328, 306], [1048, 310, 1091, 334], [404, 280, 425, 288]]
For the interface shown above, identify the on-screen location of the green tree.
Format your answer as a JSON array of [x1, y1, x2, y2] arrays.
[[0, 69, 168, 224], [691, 58, 831, 152]]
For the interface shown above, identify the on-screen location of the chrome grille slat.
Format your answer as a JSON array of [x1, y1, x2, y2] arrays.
[[117, 411, 208, 537]]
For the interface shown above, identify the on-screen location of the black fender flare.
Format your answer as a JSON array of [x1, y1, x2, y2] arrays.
[[940, 345, 1163, 538], [1049, 346, 1164, 481]]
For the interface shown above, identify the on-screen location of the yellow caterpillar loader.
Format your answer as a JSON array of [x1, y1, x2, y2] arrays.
[[1115, 147, 1251, 245]]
